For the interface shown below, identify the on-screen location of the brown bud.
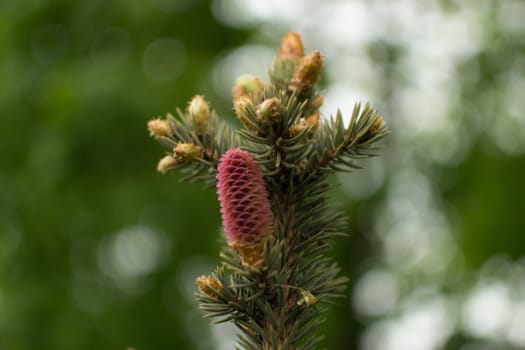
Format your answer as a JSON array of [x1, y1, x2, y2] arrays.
[[233, 96, 257, 131], [157, 155, 179, 174], [289, 119, 308, 137], [196, 275, 222, 298], [228, 240, 265, 268], [370, 116, 384, 133], [173, 143, 202, 161], [309, 95, 324, 109], [233, 95, 254, 118], [232, 75, 264, 101], [278, 32, 304, 60], [147, 118, 171, 138], [188, 95, 209, 134], [305, 112, 320, 129], [289, 51, 323, 93], [257, 97, 280, 123]]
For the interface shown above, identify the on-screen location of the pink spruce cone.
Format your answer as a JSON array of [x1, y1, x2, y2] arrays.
[[217, 148, 273, 266]]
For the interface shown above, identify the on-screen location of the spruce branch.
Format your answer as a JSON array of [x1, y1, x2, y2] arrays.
[[148, 95, 239, 185], [148, 32, 389, 349]]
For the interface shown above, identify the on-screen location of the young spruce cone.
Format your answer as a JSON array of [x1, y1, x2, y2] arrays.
[[216, 148, 273, 267]]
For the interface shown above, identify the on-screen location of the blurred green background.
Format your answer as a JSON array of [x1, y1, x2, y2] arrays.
[[1, 0, 524, 349]]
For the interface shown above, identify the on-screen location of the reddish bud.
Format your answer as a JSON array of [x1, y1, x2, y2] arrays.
[[217, 148, 273, 266]]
